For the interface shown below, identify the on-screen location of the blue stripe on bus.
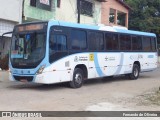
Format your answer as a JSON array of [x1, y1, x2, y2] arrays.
[[114, 53, 124, 75], [94, 53, 105, 77]]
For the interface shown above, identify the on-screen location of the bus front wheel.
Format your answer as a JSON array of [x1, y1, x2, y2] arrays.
[[69, 68, 84, 88], [128, 64, 140, 80]]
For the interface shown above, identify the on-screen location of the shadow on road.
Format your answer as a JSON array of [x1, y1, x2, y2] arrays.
[[6, 74, 152, 91], [84, 74, 152, 86], [7, 82, 69, 91]]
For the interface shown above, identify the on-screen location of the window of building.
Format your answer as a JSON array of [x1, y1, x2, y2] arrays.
[[143, 37, 151, 51], [109, 8, 116, 24], [30, 0, 36, 7], [106, 33, 119, 50], [78, 0, 94, 17], [88, 32, 104, 50], [57, 0, 61, 8], [30, 0, 52, 11], [132, 36, 142, 50], [117, 11, 126, 26], [120, 34, 131, 50], [71, 29, 87, 50]]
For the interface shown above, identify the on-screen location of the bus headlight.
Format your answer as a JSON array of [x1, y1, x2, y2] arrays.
[[37, 65, 46, 74]]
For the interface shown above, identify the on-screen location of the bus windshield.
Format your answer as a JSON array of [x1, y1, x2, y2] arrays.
[[10, 23, 47, 68]]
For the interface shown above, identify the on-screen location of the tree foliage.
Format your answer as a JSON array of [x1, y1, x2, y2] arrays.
[[125, 0, 160, 43]]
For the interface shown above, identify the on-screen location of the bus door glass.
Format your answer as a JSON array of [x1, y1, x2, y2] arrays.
[[49, 27, 68, 63]]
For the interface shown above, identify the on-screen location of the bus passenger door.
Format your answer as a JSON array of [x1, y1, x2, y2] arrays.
[[49, 27, 70, 82]]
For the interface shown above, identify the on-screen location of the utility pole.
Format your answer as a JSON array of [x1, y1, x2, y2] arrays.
[[77, 0, 81, 23]]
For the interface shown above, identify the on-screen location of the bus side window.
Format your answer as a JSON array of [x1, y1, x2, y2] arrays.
[[71, 29, 87, 50], [106, 33, 119, 50], [106, 33, 113, 50], [132, 36, 142, 51], [126, 35, 131, 50], [143, 37, 152, 51], [151, 37, 156, 51], [88, 32, 104, 51], [49, 34, 67, 53], [96, 33, 104, 50], [119, 34, 131, 51]]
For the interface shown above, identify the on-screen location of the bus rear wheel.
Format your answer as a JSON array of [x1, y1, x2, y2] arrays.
[[128, 64, 140, 80], [69, 68, 84, 88]]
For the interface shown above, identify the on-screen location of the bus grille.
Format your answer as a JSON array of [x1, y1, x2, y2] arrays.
[[13, 76, 33, 82]]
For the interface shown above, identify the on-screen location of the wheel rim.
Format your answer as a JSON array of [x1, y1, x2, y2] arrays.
[[134, 67, 139, 77], [75, 73, 82, 85]]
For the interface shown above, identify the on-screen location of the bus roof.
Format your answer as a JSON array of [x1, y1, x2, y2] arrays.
[[50, 20, 156, 37], [114, 28, 156, 37]]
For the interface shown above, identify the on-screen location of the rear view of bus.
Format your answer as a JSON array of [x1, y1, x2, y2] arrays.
[[9, 22, 48, 83]]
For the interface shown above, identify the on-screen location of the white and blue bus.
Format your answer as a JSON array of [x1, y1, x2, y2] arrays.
[[9, 20, 158, 88]]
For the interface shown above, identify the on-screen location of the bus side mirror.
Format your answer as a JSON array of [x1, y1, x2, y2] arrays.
[[0, 36, 4, 50], [1, 31, 13, 49]]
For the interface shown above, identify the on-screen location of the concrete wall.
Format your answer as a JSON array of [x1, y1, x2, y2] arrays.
[[0, 0, 23, 36], [0, 0, 23, 23], [56, 0, 101, 25], [0, 20, 15, 36], [23, 0, 56, 22], [101, 0, 129, 27], [0, 0, 23, 58]]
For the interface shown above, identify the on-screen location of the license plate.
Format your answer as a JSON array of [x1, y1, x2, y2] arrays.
[[20, 79, 28, 83]]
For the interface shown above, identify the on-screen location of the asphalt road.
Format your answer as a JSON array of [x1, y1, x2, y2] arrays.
[[0, 68, 160, 119]]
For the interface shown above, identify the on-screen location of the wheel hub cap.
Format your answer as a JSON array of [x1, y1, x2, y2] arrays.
[[75, 73, 82, 84]]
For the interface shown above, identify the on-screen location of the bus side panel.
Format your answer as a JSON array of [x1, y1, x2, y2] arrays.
[[141, 52, 157, 72], [94, 52, 123, 77], [123, 52, 157, 74], [38, 53, 89, 84], [34, 52, 157, 84]]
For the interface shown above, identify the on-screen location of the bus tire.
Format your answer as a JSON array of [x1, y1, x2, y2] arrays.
[[128, 64, 140, 80], [69, 68, 84, 88]]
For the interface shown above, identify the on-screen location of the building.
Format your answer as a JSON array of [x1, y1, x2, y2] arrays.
[[0, 0, 130, 58], [101, 0, 130, 28], [23, 0, 56, 22], [56, 0, 106, 25], [0, 0, 23, 58], [22, 0, 131, 27]]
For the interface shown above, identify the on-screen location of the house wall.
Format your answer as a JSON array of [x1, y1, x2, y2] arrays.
[[0, 0, 23, 36], [101, 0, 129, 27], [56, 0, 102, 25], [0, 0, 23, 58], [0, 20, 13, 58], [0, 0, 22, 23], [23, 0, 56, 22]]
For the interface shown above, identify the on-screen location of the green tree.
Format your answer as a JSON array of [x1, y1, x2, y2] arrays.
[[125, 0, 160, 43]]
